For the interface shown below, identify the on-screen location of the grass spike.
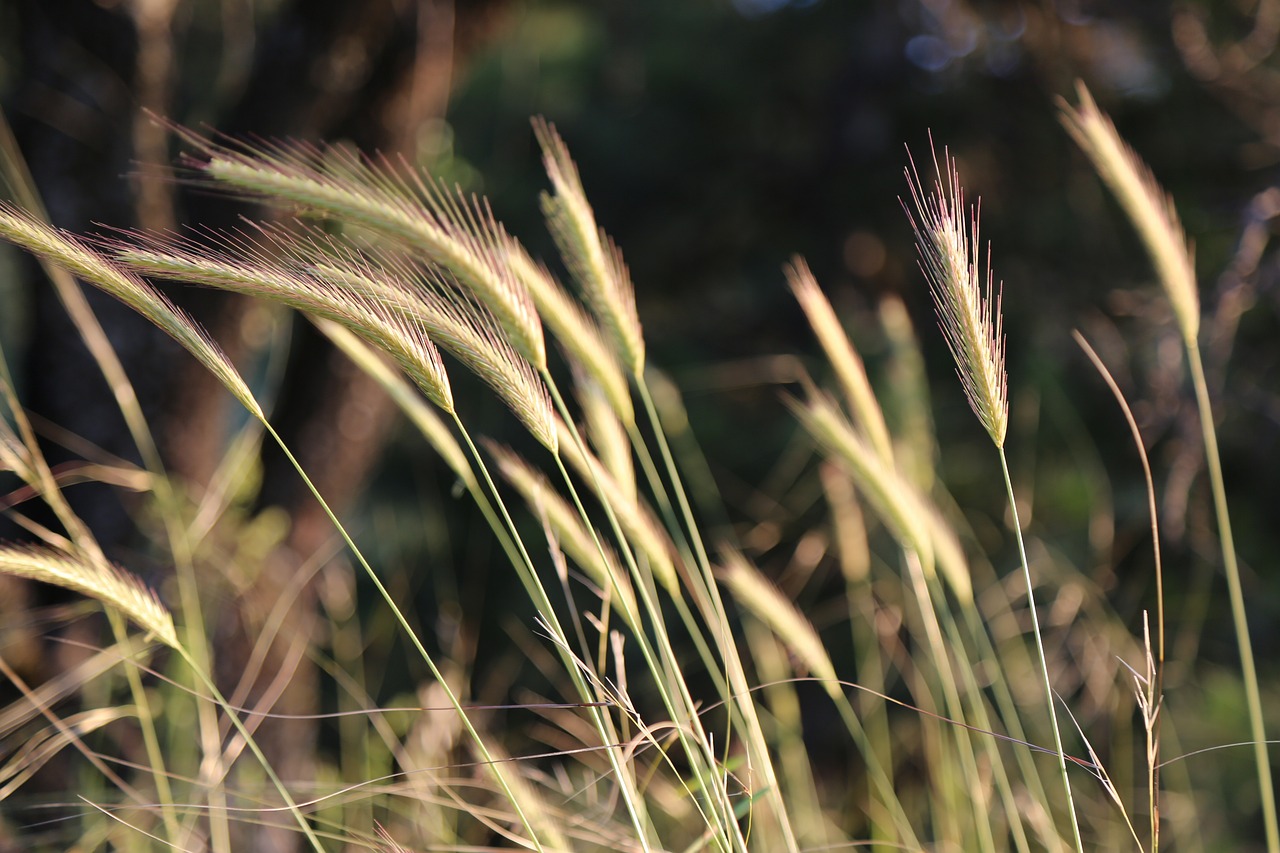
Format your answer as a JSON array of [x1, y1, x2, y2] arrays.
[[177, 127, 547, 369], [902, 143, 1008, 448], [0, 544, 177, 650], [533, 117, 645, 376], [787, 256, 895, 465], [0, 205, 262, 421], [1059, 83, 1199, 344]]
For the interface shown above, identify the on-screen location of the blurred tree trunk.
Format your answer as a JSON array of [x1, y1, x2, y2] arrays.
[[6, 1, 509, 849]]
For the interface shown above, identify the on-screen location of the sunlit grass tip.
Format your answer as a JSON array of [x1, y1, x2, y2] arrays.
[[0, 544, 178, 650], [0, 204, 263, 422], [1059, 82, 1199, 344], [787, 256, 895, 466], [902, 142, 1008, 449], [533, 117, 645, 377], [174, 125, 548, 370]]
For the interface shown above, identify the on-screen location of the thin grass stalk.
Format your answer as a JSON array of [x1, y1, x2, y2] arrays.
[[541, 377, 745, 851], [1074, 331, 1167, 851], [0, 331, 191, 845], [640, 370, 735, 539], [164, 644, 328, 852], [1000, 448, 1084, 851], [259, 419, 557, 853], [1187, 342, 1276, 849], [954, 548, 1061, 850], [742, 624, 833, 848], [717, 556, 918, 842], [529, 126, 781, 841], [922, 569, 1035, 853], [633, 377, 807, 850], [315, 295, 654, 844], [1061, 86, 1274, 850], [455, 412, 662, 850], [617, 376, 788, 827], [0, 652, 150, 811], [900, 550, 998, 853], [526, 138, 744, 824]]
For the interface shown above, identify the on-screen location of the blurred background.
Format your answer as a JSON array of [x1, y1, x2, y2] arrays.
[[3, 0, 1280, 847]]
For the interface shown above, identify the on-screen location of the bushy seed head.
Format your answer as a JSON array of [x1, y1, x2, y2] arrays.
[[903, 143, 1008, 449]]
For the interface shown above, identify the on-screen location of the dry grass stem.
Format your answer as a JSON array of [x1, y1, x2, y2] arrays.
[[0, 545, 178, 649], [1060, 83, 1199, 344], [902, 145, 1008, 448], [533, 118, 645, 377]]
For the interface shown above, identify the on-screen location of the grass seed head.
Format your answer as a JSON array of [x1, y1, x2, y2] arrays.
[[903, 142, 1008, 449], [1060, 82, 1200, 345]]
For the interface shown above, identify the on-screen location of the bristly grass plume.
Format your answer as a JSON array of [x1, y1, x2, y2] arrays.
[[903, 139, 1085, 852], [902, 143, 1008, 449]]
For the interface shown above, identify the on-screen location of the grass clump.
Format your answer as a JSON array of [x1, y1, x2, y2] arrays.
[[0, 84, 1272, 853]]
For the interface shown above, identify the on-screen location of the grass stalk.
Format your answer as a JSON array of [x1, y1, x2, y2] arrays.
[[1186, 342, 1278, 851], [999, 447, 1085, 852], [259, 418, 554, 852], [542, 374, 743, 851]]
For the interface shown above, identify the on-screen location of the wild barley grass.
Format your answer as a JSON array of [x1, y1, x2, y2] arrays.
[[1059, 83, 1199, 345], [0, 204, 262, 421], [506, 242, 635, 424], [0, 544, 177, 649], [902, 145, 1008, 448], [185, 131, 549, 370], [1063, 83, 1277, 853], [904, 140, 1084, 851], [0, 99, 1273, 851], [552, 416, 680, 596], [792, 393, 940, 586], [787, 256, 895, 465], [490, 442, 640, 623], [534, 118, 644, 377]]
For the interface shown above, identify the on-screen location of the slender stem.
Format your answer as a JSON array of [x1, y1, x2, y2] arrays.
[[1185, 343, 1278, 852], [635, 378, 800, 850], [175, 647, 327, 853], [542, 374, 738, 851], [450, 412, 656, 852], [260, 420, 547, 853], [998, 447, 1084, 853]]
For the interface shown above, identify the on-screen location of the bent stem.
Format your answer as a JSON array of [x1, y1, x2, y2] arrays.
[[999, 447, 1084, 853], [1186, 343, 1279, 852]]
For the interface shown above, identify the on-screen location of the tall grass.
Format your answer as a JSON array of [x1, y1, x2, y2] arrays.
[[0, 86, 1271, 851]]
